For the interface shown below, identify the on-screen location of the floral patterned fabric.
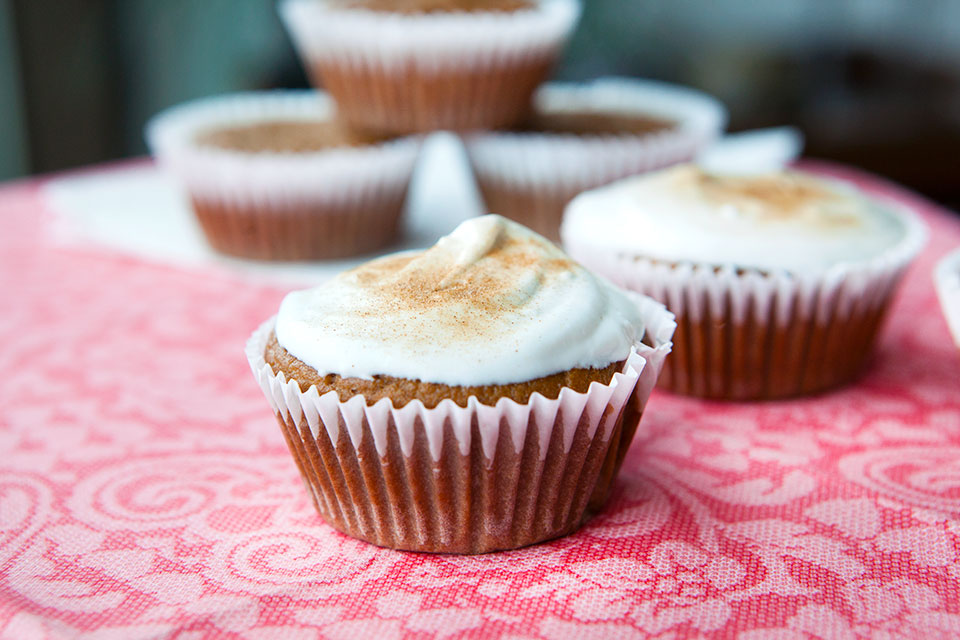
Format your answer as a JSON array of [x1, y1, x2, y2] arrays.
[[1, 163, 959, 640]]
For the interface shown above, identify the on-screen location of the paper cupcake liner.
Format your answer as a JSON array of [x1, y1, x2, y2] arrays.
[[935, 247, 960, 350], [463, 78, 727, 240], [279, 0, 581, 135], [245, 294, 675, 553], [564, 198, 926, 400], [145, 91, 421, 260]]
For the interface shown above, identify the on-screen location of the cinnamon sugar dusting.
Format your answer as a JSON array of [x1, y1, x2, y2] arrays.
[[680, 166, 862, 227], [563, 163, 913, 274], [274, 215, 645, 385], [345, 216, 575, 335]]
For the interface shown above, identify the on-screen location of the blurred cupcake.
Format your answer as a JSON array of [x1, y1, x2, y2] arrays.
[[562, 165, 927, 400], [146, 91, 421, 261], [279, 0, 580, 136], [935, 248, 960, 351], [464, 77, 727, 241], [246, 215, 674, 553]]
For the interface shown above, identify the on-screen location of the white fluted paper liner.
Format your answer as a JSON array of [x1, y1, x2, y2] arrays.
[[564, 195, 926, 398], [935, 247, 960, 349], [245, 293, 674, 463], [280, 0, 580, 73], [145, 91, 421, 206], [464, 78, 727, 190], [564, 197, 926, 328]]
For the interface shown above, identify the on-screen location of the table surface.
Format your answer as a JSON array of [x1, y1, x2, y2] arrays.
[[2, 158, 960, 640]]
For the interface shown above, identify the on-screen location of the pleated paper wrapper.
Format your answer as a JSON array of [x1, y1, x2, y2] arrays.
[[245, 294, 674, 554], [280, 0, 581, 135], [146, 91, 422, 260], [563, 198, 927, 400]]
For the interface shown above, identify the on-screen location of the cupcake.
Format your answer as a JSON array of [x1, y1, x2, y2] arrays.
[[146, 91, 421, 261], [562, 165, 927, 400], [463, 77, 727, 241], [246, 215, 674, 553], [935, 248, 960, 351], [279, 0, 581, 136]]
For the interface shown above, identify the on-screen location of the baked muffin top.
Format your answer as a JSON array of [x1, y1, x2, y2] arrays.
[[333, 0, 533, 13], [265, 331, 623, 407], [562, 164, 913, 273], [517, 110, 676, 136], [274, 215, 645, 387], [194, 120, 381, 153]]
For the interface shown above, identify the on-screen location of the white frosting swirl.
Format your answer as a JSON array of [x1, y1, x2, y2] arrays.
[[562, 164, 911, 273], [275, 215, 644, 385]]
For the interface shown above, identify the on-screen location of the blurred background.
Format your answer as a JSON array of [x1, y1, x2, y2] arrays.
[[1, 0, 958, 207]]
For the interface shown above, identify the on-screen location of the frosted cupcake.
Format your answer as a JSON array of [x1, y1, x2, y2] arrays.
[[935, 248, 960, 351], [464, 78, 727, 241], [246, 215, 674, 553], [279, 0, 580, 136], [562, 165, 927, 400], [146, 91, 421, 260]]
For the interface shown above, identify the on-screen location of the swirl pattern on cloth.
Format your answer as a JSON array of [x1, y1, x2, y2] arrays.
[[1, 163, 960, 639]]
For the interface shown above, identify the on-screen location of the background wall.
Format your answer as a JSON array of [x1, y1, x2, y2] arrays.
[[3, 0, 959, 206], [0, 1, 28, 178]]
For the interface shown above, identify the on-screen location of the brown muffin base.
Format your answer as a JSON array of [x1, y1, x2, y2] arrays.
[[190, 189, 407, 261], [660, 290, 893, 400], [193, 119, 386, 152], [515, 111, 676, 136], [264, 332, 623, 408], [271, 363, 643, 554], [310, 57, 554, 135]]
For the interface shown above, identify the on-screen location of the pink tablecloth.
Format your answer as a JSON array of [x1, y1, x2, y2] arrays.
[[1, 163, 959, 640]]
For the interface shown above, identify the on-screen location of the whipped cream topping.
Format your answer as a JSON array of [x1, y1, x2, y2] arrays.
[[562, 165, 912, 273], [275, 215, 644, 385]]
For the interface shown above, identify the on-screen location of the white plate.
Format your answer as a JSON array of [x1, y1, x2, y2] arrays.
[[43, 132, 485, 287]]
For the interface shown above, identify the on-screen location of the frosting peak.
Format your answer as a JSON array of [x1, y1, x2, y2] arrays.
[[276, 215, 645, 385], [366, 214, 574, 318]]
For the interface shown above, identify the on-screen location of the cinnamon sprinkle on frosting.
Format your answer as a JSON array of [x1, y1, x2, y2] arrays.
[[274, 215, 645, 385]]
